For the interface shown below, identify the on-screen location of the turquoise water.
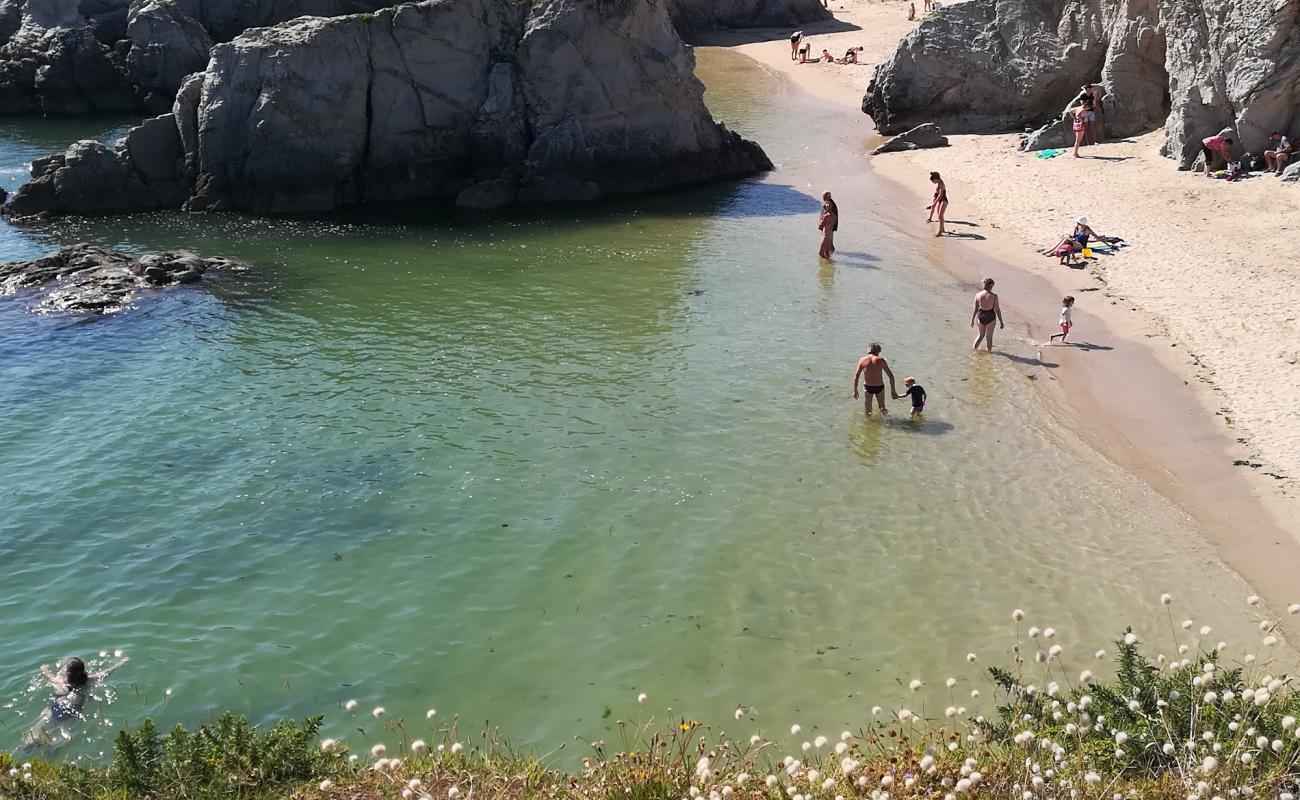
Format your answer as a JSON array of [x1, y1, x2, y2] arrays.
[[0, 51, 1267, 760]]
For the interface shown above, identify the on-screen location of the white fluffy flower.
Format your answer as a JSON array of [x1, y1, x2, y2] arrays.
[[637, 693, 647, 703], [1199, 626, 1212, 636], [1264, 635, 1279, 647], [1012, 609, 1025, 622], [966, 653, 977, 663], [319, 779, 334, 791], [814, 735, 828, 748], [1080, 670, 1094, 683], [1124, 633, 1138, 645], [426, 708, 437, 720], [345, 699, 358, 712], [1289, 603, 1300, 615], [910, 679, 923, 692], [1048, 644, 1063, 657], [1201, 756, 1218, 774], [1160, 593, 1173, 605], [372, 706, 385, 719], [1247, 595, 1261, 606], [750, 735, 762, 745], [448, 788, 460, 799], [321, 738, 337, 752], [371, 744, 387, 758], [791, 724, 802, 735], [766, 776, 779, 788], [1085, 772, 1100, 785], [734, 708, 745, 720]]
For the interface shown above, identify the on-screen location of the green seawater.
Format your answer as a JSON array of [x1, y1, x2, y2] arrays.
[[0, 51, 1265, 759]]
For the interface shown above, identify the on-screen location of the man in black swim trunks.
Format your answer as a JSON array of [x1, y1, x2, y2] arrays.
[[852, 342, 897, 416]]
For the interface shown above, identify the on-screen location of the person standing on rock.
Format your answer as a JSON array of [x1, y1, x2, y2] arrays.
[[818, 191, 839, 259], [970, 278, 1004, 352], [927, 172, 948, 236]]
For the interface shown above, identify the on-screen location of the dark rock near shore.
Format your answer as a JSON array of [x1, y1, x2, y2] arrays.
[[8, 0, 772, 217], [871, 123, 948, 155], [666, 0, 830, 35], [0, 243, 242, 313]]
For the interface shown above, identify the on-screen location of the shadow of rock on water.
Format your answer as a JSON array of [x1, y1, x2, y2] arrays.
[[713, 181, 823, 219]]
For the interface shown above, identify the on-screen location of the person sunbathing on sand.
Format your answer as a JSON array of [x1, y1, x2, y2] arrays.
[[1042, 217, 1102, 255]]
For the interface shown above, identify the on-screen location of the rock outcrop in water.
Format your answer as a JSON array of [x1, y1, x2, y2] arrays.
[[5, 0, 772, 216], [0, 243, 242, 313], [0, 0, 829, 113], [861, 0, 1300, 165]]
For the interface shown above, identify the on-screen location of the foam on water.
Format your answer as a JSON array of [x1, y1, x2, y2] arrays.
[[0, 51, 1270, 759]]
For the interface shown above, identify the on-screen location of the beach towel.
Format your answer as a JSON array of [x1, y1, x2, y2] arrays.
[[1035, 149, 1064, 159]]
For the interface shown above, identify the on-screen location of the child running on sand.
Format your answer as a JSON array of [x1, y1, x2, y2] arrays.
[[1049, 296, 1075, 343], [893, 377, 927, 418]]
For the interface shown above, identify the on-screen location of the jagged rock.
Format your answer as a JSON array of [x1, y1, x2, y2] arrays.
[[126, 0, 211, 110], [863, 0, 1299, 167], [871, 122, 949, 154], [666, 0, 830, 35], [0, 0, 137, 113], [4, 113, 185, 215], [1281, 162, 1300, 183], [0, 0, 21, 41], [1160, 0, 1300, 168], [1020, 118, 1072, 151], [78, 0, 125, 41], [7, 0, 770, 216], [0, 243, 243, 313], [863, 0, 1108, 135]]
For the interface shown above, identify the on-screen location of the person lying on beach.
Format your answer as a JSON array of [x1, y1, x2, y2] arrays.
[[853, 343, 897, 417], [1042, 216, 1102, 255], [893, 376, 926, 418], [23, 655, 128, 750], [1200, 134, 1234, 177], [970, 278, 1003, 352], [1049, 296, 1075, 344], [1264, 131, 1293, 174]]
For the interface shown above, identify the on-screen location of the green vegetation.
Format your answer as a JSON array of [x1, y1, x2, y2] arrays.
[[4, 608, 1300, 799]]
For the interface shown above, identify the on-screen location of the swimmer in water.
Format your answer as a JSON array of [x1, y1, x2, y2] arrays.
[[23, 655, 128, 750]]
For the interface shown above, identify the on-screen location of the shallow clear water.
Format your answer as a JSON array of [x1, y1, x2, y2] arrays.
[[0, 51, 1266, 759]]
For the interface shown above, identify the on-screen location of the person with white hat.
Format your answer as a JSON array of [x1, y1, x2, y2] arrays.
[[1041, 216, 1102, 258]]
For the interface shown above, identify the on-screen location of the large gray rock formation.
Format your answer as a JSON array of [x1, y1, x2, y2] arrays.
[[666, 0, 830, 35], [871, 122, 949, 155], [0, 0, 136, 113], [0, 243, 242, 313], [126, 0, 211, 109], [5, 0, 772, 216], [863, 0, 1300, 167]]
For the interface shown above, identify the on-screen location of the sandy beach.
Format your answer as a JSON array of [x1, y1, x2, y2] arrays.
[[697, 0, 1300, 619]]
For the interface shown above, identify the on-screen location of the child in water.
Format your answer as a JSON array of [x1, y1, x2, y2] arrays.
[[23, 655, 128, 750], [894, 377, 927, 418], [1049, 296, 1074, 343]]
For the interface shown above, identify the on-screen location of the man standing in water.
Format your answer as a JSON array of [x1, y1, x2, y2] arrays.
[[970, 277, 1004, 351], [853, 343, 897, 416]]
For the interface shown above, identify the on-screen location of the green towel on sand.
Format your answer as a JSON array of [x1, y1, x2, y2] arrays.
[[1035, 149, 1063, 159]]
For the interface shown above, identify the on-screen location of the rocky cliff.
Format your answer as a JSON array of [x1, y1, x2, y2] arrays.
[[862, 0, 1299, 166], [4, 0, 772, 216]]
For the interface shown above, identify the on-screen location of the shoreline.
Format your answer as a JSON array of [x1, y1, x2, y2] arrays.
[[697, 12, 1300, 629]]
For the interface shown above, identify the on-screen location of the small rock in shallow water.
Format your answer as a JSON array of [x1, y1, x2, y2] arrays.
[[0, 243, 246, 314]]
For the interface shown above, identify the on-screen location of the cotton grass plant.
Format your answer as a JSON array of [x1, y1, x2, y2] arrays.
[[3, 594, 1299, 799]]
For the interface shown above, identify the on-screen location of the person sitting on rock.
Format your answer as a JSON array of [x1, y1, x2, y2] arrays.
[[1264, 131, 1293, 174], [1200, 133, 1234, 177]]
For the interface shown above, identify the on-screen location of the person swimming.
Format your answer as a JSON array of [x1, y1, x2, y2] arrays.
[[23, 655, 128, 750]]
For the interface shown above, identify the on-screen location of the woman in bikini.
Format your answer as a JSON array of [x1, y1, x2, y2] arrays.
[[927, 172, 948, 236], [970, 277, 1003, 351], [818, 191, 839, 259], [1070, 97, 1092, 158]]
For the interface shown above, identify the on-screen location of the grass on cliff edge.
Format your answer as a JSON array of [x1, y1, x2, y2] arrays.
[[4, 601, 1300, 800]]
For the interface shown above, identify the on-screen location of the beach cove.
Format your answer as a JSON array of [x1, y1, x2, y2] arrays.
[[0, 42, 1293, 763]]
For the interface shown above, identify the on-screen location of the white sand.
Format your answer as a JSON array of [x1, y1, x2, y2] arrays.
[[702, 0, 1300, 501]]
